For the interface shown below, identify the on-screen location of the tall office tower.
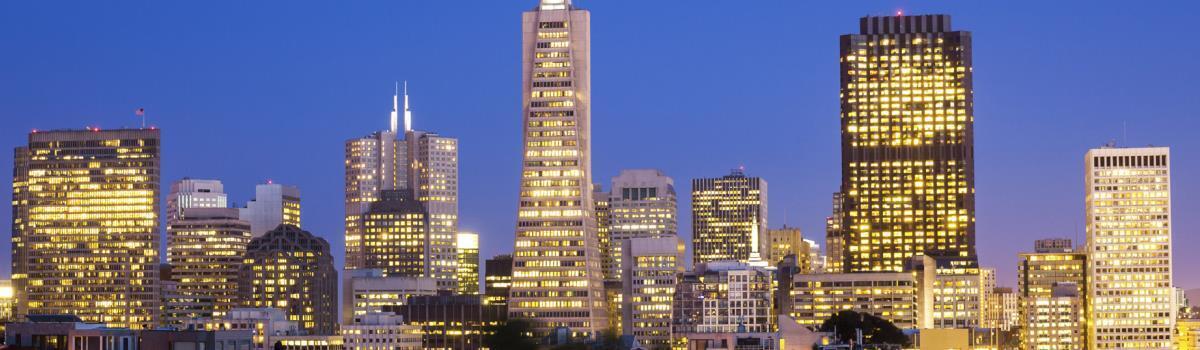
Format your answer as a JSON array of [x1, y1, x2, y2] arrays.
[[607, 169, 678, 281], [825, 193, 845, 273], [239, 182, 300, 236], [594, 185, 614, 281], [620, 237, 684, 348], [838, 14, 977, 273], [484, 255, 513, 309], [691, 169, 768, 264], [672, 261, 775, 334], [766, 226, 807, 269], [1085, 147, 1174, 349], [344, 86, 459, 293], [1024, 282, 1085, 350], [167, 179, 228, 223], [166, 208, 251, 319], [511, 0, 607, 337], [456, 232, 480, 295], [12, 129, 162, 328], [355, 190, 456, 289], [240, 225, 337, 335]]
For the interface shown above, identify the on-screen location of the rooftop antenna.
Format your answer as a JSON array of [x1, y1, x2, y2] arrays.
[[1122, 121, 1128, 146], [389, 82, 399, 133], [136, 108, 146, 128], [403, 81, 412, 132]]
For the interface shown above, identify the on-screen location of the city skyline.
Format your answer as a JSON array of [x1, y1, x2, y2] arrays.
[[2, 0, 1200, 295]]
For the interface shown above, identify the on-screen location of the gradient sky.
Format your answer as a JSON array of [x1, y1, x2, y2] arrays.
[[1, 1, 1198, 290]]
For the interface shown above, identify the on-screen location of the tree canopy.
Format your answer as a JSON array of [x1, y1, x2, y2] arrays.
[[817, 310, 910, 346]]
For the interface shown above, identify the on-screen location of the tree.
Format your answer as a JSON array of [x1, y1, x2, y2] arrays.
[[817, 310, 910, 346], [484, 319, 540, 350]]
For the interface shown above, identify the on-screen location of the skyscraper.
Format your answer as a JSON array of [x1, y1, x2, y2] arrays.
[[837, 14, 976, 272], [456, 232, 480, 295], [12, 128, 162, 328], [240, 224, 337, 335], [1085, 146, 1174, 349], [509, 0, 606, 337], [344, 85, 458, 293], [239, 182, 300, 237], [166, 207, 250, 319], [691, 169, 768, 264], [607, 169, 677, 281], [167, 178, 228, 223], [355, 189, 456, 289]]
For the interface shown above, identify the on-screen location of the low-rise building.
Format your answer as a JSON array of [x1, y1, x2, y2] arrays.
[[341, 312, 423, 350], [673, 261, 775, 335], [341, 269, 438, 325], [389, 294, 505, 350], [184, 308, 302, 350], [1022, 283, 1083, 350], [6, 315, 253, 350], [790, 272, 918, 329]]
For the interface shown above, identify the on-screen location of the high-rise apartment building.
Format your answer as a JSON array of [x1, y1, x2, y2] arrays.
[[1085, 147, 1175, 349], [166, 208, 251, 319], [691, 169, 768, 265], [456, 232, 480, 295], [344, 85, 459, 293], [607, 169, 678, 281], [12, 128, 162, 328], [837, 14, 977, 272], [240, 225, 337, 335], [510, 0, 608, 337], [167, 179, 228, 223], [239, 182, 300, 237], [620, 236, 684, 348]]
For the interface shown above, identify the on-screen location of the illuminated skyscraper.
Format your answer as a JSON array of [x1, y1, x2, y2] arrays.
[[510, 0, 608, 337], [239, 182, 300, 237], [691, 169, 768, 264], [344, 85, 458, 293], [456, 232, 480, 295], [12, 128, 162, 328], [166, 208, 250, 319], [838, 14, 977, 272], [1085, 147, 1174, 349], [167, 178, 228, 223], [240, 224, 337, 335], [606, 169, 677, 281]]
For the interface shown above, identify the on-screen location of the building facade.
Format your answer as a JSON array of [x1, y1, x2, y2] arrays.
[[457, 232, 481, 295], [789, 272, 918, 329], [691, 169, 768, 264], [620, 236, 685, 348], [356, 189, 457, 290], [1023, 283, 1084, 350], [166, 207, 251, 319], [340, 269, 438, 326], [390, 295, 506, 350], [240, 225, 337, 335], [342, 312, 423, 350], [673, 261, 775, 335], [607, 169, 678, 281], [167, 178, 228, 223], [1018, 238, 1087, 348], [239, 182, 300, 237], [1085, 147, 1174, 349], [837, 14, 977, 272], [483, 255, 513, 310], [510, 0, 608, 337], [12, 128, 162, 328], [766, 226, 808, 270]]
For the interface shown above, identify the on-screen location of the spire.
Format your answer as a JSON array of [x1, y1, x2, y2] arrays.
[[389, 82, 399, 133], [403, 81, 412, 132], [747, 215, 769, 267]]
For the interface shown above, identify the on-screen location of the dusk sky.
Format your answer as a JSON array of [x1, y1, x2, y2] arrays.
[[2, 1, 1198, 290]]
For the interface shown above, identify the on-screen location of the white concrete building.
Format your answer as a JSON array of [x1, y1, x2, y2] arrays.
[[239, 182, 300, 236], [167, 178, 228, 223], [1085, 146, 1175, 349], [342, 312, 422, 350], [607, 169, 678, 280], [621, 236, 685, 348]]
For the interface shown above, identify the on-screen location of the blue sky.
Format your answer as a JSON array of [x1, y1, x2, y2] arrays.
[[1, 0, 1198, 290]]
